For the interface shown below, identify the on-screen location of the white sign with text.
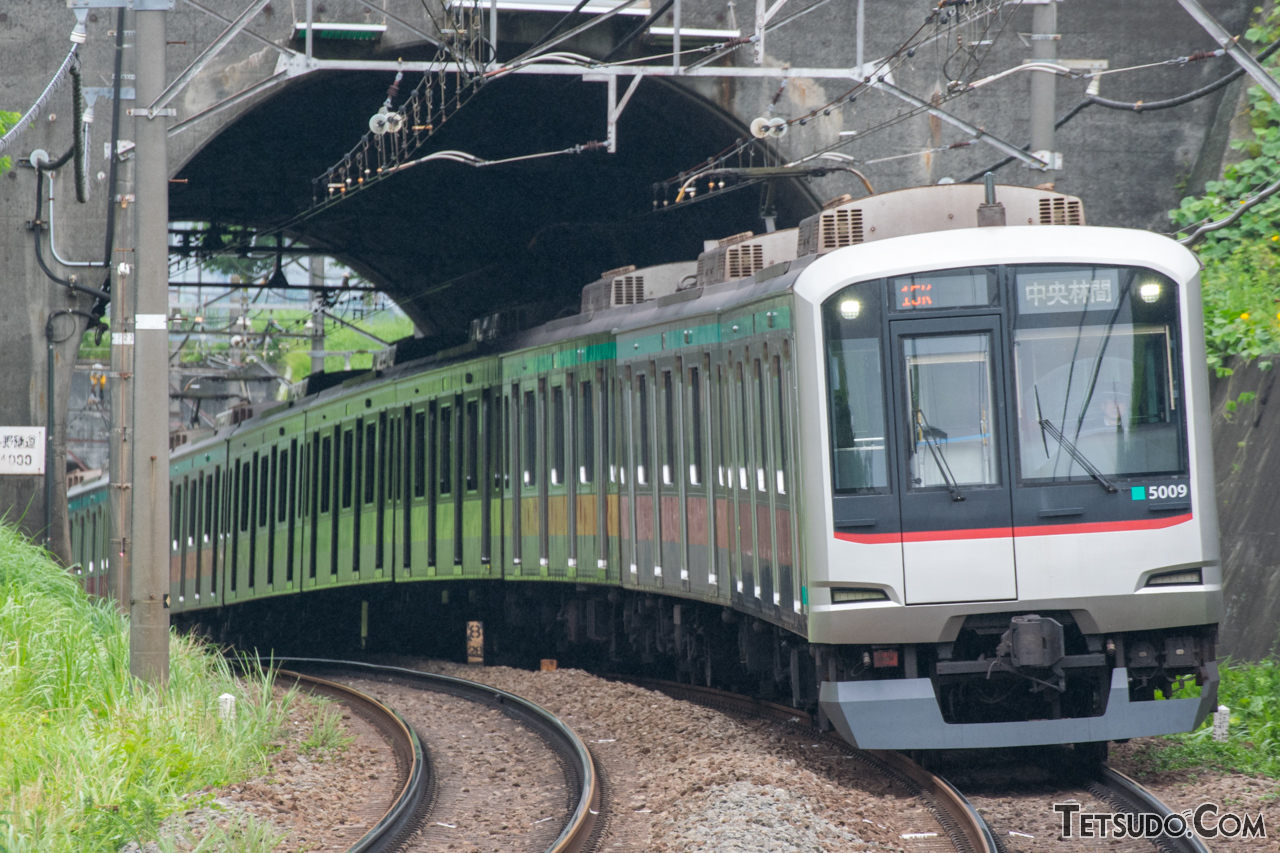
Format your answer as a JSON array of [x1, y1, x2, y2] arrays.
[[0, 428, 45, 475]]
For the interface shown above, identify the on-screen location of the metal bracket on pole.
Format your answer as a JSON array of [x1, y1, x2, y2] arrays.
[[149, 0, 274, 113], [753, 0, 792, 64], [1177, 0, 1280, 104], [128, 107, 177, 119], [585, 73, 642, 152]]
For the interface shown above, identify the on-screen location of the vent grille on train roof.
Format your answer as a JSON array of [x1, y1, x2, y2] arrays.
[[613, 275, 646, 305], [726, 243, 764, 279], [821, 208, 864, 249], [1038, 196, 1083, 225]]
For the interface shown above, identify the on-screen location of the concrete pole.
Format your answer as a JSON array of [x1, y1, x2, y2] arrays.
[[129, 6, 170, 686], [309, 257, 325, 376], [1029, 0, 1059, 172], [109, 14, 136, 611]]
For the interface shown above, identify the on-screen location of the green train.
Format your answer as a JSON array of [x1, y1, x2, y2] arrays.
[[70, 183, 1222, 751]]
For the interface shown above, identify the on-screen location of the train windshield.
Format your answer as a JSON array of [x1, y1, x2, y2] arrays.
[[1012, 265, 1186, 482], [824, 280, 889, 494]]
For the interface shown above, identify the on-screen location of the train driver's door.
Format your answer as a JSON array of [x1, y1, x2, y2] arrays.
[[889, 315, 1016, 604]]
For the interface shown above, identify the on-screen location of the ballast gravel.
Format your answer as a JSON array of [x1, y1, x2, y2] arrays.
[[390, 659, 939, 852]]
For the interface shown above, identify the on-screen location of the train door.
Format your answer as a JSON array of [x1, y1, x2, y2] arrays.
[[711, 361, 733, 601], [435, 398, 459, 574], [357, 417, 380, 580], [657, 359, 686, 590], [574, 373, 599, 580], [545, 376, 570, 573], [460, 393, 484, 573], [335, 423, 357, 582], [484, 391, 502, 573], [407, 404, 432, 576], [684, 355, 713, 595], [889, 315, 1016, 603]]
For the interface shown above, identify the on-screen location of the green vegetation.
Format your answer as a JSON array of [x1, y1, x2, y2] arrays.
[[1134, 660, 1280, 779], [0, 110, 19, 173], [1171, 8, 1280, 376], [0, 524, 294, 852], [300, 699, 355, 756]]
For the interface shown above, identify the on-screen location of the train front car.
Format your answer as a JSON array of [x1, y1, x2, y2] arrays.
[[794, 192, 1220, 750]]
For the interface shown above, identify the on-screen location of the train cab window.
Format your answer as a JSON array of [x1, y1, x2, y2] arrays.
[[466, 400, 479, 491], [523, 390, 537, 486], [1012, 266, 1187, 482], [689, 365, 703, 487], [439, 406, 453, 495], [662, 371, 676, 486], [551, 387, 565, 486], [902, 333, 1000, 488], [636, 373, 650, 485], [823, 281, 890, 494], [580, 380, 595, 484], [890, 267, 997, 311]]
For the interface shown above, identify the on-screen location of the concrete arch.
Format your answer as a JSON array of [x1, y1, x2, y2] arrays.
[[170, 68, 818, 339]]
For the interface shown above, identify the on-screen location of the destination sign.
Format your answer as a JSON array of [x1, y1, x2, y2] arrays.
[[891, 269, 995, 311], [1017, 268, 1119, 314], [0, 427, 44, 475]]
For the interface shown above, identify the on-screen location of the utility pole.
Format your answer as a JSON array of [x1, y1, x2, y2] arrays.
[[109, 7, 135, 610], [309, 257, 325, 376], [1028, 0, 1062, 175], [129, 1, 170, 686]]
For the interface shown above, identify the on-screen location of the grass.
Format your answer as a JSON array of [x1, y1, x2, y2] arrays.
[[0, 523, 295, 852], [1128, 659, 1280, 780], [300, 699, 355, 756], [1198, 240, 1280, 377]]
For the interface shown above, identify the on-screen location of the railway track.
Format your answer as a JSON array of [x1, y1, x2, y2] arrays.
[[273, 668, 429, 853], [612, 676, 999, 853], [927, 746, 1216, 853], [279, 658, 602, 853]]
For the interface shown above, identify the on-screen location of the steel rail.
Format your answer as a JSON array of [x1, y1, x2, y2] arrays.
[[278, 658, 602, 853], [612, 676, 996, 853], [1088, 765, 1213, 853], [273, 668, 432, 853]]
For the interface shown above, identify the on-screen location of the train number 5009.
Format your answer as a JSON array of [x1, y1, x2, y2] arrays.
[[1150, 484, 1188, 500]]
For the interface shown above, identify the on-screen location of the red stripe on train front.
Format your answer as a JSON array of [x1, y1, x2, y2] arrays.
[[832, 513, 1194, 544]]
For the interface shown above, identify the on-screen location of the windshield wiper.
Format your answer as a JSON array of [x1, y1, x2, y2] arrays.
[[1037, 417, 1119, 493], [914, 409, 965, 502]]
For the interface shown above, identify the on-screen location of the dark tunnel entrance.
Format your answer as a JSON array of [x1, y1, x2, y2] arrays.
[[171, 70, 818, 345]]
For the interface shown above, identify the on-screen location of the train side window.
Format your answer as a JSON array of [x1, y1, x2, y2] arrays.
[[636, 373, 650, 485], [523, 390, 537, 486], [500, 392, 510, 491], [189, 476, 198, 546], [242, 459, 254, 532], [341, 429, 354, 509], [823, 281, 890, 493], [662, 370, 676, 485], [716, 365, 728, 486], [580, 380, 595, 484], [689, 365, 703, 486], [735, 363, 749, 491], [170, 482, 179, 551], [320, 435, 333, 513], [439, 405, 453, 495], [278, 446, 289, 522], [365, 421, 377, 504], [466, 399, 479, 491], [551, 386, 565, 486], [414, 410, 427, 498], [773, 355, 787, 494], [261, 454, 272, 527], [755, 359, 769, 492], [204, 473, 214, 543]]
